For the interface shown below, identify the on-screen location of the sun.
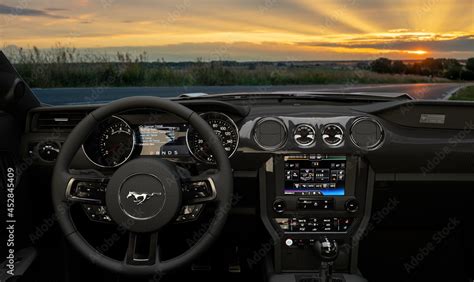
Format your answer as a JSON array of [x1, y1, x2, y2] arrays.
[[407, 50, 428, 55]]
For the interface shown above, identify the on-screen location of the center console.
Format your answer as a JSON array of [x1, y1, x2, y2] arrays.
[[260, 153, 372, 278]]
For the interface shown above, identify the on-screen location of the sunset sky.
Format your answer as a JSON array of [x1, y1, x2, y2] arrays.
[[0, 0, 473, 61]]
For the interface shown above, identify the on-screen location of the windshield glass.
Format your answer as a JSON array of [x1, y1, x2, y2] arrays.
[[2, 0, 474, 105]]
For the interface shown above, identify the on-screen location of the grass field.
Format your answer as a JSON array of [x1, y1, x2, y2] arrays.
[[13, 62, 451, 88], [6, 46, 450, 88], [449, 86, 474, 101]]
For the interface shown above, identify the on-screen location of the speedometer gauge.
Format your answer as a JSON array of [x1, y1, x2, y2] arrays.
[[83, 116, 135, 167], [186, 112, 239, 163]]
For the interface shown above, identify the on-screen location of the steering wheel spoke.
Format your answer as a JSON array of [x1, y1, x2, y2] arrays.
[[63, 174, 114, 223], [175, 171, 219, 223], [125, 231, 160, 266], [181, 171, 218, 205], [65, 175, 109, 205]]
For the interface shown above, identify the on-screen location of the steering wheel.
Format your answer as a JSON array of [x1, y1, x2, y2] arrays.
[[51, 97, 233, 276]]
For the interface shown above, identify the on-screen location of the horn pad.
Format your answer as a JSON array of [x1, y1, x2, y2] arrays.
[[105, 157, 182, 233]]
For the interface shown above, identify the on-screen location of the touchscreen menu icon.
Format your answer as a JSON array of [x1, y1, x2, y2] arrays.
[[299, 169, 314, 181]]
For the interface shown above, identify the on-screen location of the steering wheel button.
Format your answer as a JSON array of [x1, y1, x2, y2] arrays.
[[182, 181, 212, 201], [183, 206, 194, 215]]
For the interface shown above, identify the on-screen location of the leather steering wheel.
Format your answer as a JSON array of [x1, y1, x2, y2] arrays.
[[51, 96, 233, 276]]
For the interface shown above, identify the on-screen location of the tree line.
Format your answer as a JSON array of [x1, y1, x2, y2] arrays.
[[370, 57, 474, 80]]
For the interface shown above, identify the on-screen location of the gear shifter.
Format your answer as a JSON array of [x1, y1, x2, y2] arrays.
[[313, 237, 339, 282]]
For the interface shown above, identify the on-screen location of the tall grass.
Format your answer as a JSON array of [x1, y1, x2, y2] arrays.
[[4, 45, 449, 88]]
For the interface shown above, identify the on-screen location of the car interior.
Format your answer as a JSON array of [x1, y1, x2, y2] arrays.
[[1, 51, 474, 282]]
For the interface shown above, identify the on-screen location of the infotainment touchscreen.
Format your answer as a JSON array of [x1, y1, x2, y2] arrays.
[[138, 124, 189, 157], [284, 154, 346, 196]]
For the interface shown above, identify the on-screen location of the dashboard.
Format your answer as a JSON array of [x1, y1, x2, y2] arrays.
[[22, 99, 474, 173], [19, 96, 474, 275], [15, 95, 474, 279]]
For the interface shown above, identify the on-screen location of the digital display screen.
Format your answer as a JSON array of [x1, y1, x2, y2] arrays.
[[284, 154, 346, 196], [138, 124, 189, 157]]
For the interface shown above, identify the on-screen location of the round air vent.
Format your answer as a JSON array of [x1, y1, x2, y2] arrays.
[[253, 118, 287, 150], [350, 117, 384, 150], [322, 124, 344, 146], [294, 124, 316, 146]]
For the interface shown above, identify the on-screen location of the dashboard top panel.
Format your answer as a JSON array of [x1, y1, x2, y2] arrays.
[[22, 97, 474, 173]]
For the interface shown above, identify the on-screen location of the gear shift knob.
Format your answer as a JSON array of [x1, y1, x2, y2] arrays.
[[313, 237, 339, 282], [313, 237, 338, 262]]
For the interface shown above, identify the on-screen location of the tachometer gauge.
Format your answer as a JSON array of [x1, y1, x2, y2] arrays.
[[83, 116, 135, 167], [186, 112, 239, 163]]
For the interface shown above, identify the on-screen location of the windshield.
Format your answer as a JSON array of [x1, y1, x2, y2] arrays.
[[1, 0, 474, 105]]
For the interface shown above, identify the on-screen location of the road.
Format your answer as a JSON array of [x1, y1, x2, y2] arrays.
[[33, 83, 471, 105]]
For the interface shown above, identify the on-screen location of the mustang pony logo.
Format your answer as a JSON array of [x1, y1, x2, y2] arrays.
[[126, 191, 162, 205]]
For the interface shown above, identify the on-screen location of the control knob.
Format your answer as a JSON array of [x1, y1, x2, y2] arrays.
[[345, 199, 359, 213], [38, 141, 61, 162], [272, 199, 286, 213]]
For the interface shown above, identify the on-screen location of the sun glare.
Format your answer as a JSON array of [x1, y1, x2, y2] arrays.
[[407, 50, 428, 55]]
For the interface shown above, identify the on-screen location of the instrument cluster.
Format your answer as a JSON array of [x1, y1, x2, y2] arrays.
[[82, 112, 240, 168]]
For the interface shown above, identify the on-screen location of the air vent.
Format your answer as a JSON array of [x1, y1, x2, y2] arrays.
[[322, 124, 344, 146], [32, 110, 88, 132], [253, 117, 287, 150], [350, 117, 384, 150], [294, 124, 316, 146]]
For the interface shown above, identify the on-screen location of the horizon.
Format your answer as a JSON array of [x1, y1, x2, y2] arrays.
[[1, 0, 473, 61], [2, 45, 471, 63]]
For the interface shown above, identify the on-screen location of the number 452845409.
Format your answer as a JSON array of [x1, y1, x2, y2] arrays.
[[6, 167, 15, 217]]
